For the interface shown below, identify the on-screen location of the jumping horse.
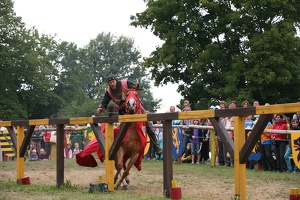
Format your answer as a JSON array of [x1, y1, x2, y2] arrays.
[[114, 84, 147, 190]]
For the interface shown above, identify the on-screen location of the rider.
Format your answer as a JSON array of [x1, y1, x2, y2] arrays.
[[97, 74, 162, 155]]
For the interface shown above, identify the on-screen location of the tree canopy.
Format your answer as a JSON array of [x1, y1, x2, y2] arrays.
[[0, 0, 160, 120], [131, 0, 300, 109]]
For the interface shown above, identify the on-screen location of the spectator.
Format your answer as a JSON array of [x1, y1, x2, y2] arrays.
[[40, 124, 52, 159], [260, 121, 276, 171], [182, 100, 190, 110], [155, 120, 163, 161], [221, 100, 236, 167], [245, 115, 254, 129], [199, 118, 210, 163], [181, 143, 192, 163], [190, 119, 201, 164], [72, 142, 82, 159], [217, 100, 226, 165], [64, 143, 73, 159], [181, 106, 193, 153], [70, 124, 85, 151], [241, 100, 250, 107], [29, 149, 39, 161], [271, 114, 288, 172], [219, 100, 226, 109], [39, 148, 49, 160], [252, 100, 260, 124], [285, 119, 299, 173]]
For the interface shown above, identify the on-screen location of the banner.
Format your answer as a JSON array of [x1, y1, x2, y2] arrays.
[[291, 132, 300, 169], [172, 126, 183, 158]]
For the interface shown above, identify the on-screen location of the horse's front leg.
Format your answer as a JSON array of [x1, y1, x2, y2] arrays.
[[114, 152, 124, 190], [123, 165, 130, 185], [118, 153, 139, 190]]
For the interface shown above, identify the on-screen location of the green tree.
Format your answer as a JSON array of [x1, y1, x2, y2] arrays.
[[54, 41, 96, 118], [131, 0, 300, 108], [83, 32, 160, 112], [0, 0, 62, 119]]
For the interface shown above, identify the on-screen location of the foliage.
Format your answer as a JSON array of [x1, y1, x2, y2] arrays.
[[0, 0, 63, 119], [0, 0, 161, 120], [82, 32, 161, 112], [131, 0, 300, 109]]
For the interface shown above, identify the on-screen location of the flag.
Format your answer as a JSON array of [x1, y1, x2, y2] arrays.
[[291, 132, 300, 169], [172, 126, 183, 158]]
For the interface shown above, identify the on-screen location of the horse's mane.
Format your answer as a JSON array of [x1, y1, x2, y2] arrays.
[[128, 83, 140, 91]]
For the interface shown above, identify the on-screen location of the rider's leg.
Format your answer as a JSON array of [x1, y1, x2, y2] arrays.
[[146, 122, 162, 155]]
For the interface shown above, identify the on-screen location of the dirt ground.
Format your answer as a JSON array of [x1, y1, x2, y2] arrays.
[[1, 159, 298, 200]]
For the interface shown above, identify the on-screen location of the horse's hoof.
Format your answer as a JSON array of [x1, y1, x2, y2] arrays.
[[122, 185, 128, 190], [114, 186, 119, 190]]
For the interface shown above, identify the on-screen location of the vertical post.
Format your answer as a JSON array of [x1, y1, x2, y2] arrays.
[[163, 120, 173, 198], [17, 126, 24, 183], [210, 130, 216, 167], [56, 124, 64, 188], [105, 122, 115, 191], [234, 116, 246, 199]]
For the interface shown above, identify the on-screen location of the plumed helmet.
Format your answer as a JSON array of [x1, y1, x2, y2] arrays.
[[107, 74, 117, 82]]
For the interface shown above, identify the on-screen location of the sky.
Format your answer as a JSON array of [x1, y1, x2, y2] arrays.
[[13, 0, 183, 113]]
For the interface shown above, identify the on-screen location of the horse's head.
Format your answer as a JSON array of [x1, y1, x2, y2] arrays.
[[125, 84, 142, 114]]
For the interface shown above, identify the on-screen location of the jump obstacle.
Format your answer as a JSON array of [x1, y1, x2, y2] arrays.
[[1, 102, 300, 199]]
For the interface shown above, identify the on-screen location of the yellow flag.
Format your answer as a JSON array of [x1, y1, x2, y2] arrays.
[[291, 132, 300, 169]]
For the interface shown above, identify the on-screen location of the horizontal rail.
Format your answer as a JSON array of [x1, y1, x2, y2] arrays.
[[152, 124, 300, 134]]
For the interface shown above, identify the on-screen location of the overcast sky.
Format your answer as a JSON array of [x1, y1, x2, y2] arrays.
[[13, 0, 183, 113]]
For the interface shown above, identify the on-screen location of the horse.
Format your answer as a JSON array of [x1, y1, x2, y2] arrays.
[[114, 84, 147, 190]]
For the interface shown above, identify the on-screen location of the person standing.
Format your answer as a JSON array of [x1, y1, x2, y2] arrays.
[[181, 106, 193, 153], [199, 118, 209, 163], [271, 114, 288, 172], [285, 119, 300, 173], [40, 123, 52, 159], [260, 121, 276, 171], [190, 119, 201, 164], [155, 120, 163, 160], [217, 101, 226, 165]]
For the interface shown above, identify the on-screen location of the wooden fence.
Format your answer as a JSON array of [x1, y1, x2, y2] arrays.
[[1, 102, 300, 199]]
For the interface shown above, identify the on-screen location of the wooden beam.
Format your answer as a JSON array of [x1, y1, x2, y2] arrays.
[[91, 123, 105, 158], [105, 123, 115, 191], [234, 116, 246, 199], [147, 113, 178, 122], [16, 126, 24, 183], [256, 103, 300, 115], [163, 120, 173, 198], [215, 107, 256, 118], [209, 118, 234, 157], [178, 110, 214, 119], [56, 124, 64, 188], [20, 125, 35, 157], [109, 122, 131, 160], [240, 114, 273, 163], [6, 126, 17, 152]]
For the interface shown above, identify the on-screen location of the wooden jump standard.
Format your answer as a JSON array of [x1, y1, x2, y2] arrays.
[[1, 102, 300, 199]]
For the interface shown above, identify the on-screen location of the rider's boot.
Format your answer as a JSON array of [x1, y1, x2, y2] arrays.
[[146, 122, 162, 155]]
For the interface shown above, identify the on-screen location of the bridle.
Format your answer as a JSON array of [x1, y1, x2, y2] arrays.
[[125, 89, 142, 114]]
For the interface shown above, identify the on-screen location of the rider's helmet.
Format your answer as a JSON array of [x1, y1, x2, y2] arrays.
[[107, 74, 117, 83]]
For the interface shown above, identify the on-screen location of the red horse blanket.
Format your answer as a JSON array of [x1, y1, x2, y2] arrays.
[[76, 121, 147, 171]]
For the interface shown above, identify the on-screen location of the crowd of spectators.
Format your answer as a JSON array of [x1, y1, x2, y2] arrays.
[[143, 99, 300, 174]]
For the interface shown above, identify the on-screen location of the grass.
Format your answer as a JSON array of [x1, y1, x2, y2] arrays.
[[1, 159, 300, 199]]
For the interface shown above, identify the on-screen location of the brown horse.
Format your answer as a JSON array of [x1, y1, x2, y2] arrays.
[[114, 84, 147, 190]]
